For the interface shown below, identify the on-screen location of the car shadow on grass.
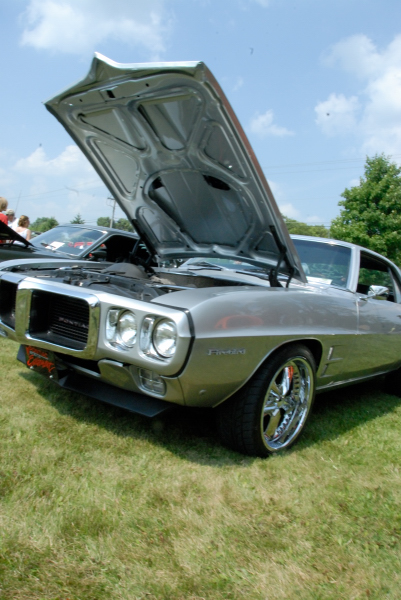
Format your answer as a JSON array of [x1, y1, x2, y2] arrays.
[[19, 370, 401, 465], [19, 369, 235, 465]]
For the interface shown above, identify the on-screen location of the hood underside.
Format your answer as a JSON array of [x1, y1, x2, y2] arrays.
[[45, 54, 305, 280]]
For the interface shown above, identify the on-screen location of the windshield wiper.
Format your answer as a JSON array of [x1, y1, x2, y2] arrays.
[[38, 242, 61, 250], [185, 261, 223, 271], [232, 268, 269, 280], [36, 242, 73, 255]]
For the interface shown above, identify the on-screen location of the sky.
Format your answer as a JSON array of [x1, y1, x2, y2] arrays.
[[1, 0, 401, 229]]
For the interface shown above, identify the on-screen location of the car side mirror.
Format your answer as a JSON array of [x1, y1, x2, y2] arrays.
[[368, 285, 389, 300]]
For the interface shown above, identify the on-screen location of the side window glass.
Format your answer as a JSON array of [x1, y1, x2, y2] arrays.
[[358, 253, 398, 302]]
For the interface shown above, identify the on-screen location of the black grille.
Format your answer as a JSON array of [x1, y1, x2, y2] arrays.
[[0, 280, 18, 329], [30, 291, 90, 350]]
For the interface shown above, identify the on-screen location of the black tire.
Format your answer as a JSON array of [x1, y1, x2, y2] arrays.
[[217, 344, 316, 457], [383, 368, 401, 396]]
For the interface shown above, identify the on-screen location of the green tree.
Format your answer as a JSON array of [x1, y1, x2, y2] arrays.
[[30, 217, 59, 233], [96, 216, 134, 232], [113, 218, 134, 232], [282, 215, 328, 238], [71, 213, 85, 224], [97, 216, 110, 227], [330, 154, 401, 264]]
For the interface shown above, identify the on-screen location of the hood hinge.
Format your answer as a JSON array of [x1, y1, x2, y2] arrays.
[[269, 225, 295, 288]]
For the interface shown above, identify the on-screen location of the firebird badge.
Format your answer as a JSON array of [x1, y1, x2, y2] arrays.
[[208, 348, 246, 356], [25, 345, 58, 380]]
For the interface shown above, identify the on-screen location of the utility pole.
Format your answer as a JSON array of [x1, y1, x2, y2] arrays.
[[107, 197, 116, 227], [15, 191, 22, 215]]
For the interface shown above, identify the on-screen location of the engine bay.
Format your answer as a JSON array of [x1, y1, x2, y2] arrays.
[[5, 260, 258, 303]]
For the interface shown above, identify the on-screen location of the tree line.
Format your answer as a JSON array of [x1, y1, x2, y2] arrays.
[[30, 154, 401, 265], [31, 214, 134, 233]]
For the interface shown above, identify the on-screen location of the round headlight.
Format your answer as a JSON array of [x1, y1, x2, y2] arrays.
[[117, 311, 137, 348], [153, 319, 177, 358]]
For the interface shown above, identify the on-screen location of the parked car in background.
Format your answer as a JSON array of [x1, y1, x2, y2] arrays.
[[0, 222, 142, 264], [2, 56, 401, 458]]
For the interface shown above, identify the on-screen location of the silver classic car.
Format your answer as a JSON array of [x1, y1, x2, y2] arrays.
[[1, 55, 401, 457]]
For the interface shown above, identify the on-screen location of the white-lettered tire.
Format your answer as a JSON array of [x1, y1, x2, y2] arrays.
[[217, 344, 316, 457]]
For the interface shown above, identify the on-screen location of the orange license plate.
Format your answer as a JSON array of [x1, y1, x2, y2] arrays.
[[25, 345, 58, 380]]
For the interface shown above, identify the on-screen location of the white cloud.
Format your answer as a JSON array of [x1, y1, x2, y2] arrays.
[[8, 145, 119, 224], [238, 0, 269, 7], [249, 109, 294, 137], [348, 178, 360, 189], [19, 0, 171, 58], [322, 34, 381, 80], [0, 165, 13, 188], [266, 179, 285, 201], [323, 34, 401, 81], [278, 203, 300, 219], [233, 76, 244, 91], [315, 93, 360, 136], [14, 145, 93, 177], [304, 215, 325, 225], [317, 34, 401, 157]]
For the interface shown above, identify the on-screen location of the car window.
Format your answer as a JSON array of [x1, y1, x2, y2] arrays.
[[358, 252, 401, 302], [292, 239, 351, 287]]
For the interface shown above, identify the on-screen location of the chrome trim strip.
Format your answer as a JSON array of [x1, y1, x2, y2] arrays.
[[316, 369, 393, 392]]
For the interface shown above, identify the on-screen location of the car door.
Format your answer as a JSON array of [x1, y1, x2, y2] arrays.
[[356, 251, 401, 376]]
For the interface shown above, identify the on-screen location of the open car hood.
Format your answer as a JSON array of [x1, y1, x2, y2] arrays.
[[0, 220, 32, 247], [45, 54, 305, 281]]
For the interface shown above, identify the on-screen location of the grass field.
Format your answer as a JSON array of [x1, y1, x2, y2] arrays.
[[1, 336, 401, 600]]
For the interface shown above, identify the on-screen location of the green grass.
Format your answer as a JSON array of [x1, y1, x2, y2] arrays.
[[1, 337, 401, 599]]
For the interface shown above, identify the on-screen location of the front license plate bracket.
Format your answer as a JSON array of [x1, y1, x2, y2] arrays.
[[24, 345, 58, 381]]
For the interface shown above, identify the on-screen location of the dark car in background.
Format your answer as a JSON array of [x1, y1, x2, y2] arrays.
[[0, 222, 141, 264]]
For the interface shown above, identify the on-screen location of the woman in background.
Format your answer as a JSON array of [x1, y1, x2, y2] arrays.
[[0, 197, 8, 225], [15, 215, 31, 241]]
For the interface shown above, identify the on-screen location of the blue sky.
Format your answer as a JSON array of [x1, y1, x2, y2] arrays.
[[1, 0, 401, 228]]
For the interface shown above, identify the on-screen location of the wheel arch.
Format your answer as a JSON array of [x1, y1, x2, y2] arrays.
[[260, 338, 323, 374], [209, 337, 323, 410]]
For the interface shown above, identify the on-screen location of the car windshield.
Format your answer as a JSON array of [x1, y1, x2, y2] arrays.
[[292, 239, 351, 287], [31, 226, 105, 256]]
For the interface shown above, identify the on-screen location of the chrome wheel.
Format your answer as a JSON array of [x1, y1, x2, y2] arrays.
[[261, 356, 314, 452], [216, 344, 316, 457]]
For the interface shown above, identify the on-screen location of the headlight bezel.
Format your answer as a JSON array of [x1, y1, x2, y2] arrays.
[[139, 316, 178, 361], [105, 308, 138, 350], [152, 319, 177, 358], [116, 310, 138, 348], [106, 309, 179, 362]]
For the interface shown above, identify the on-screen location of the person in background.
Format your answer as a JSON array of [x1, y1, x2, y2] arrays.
[[15, 215, 31, 241], [0, 197, 8, 225], [5, 208, 18, 230]]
